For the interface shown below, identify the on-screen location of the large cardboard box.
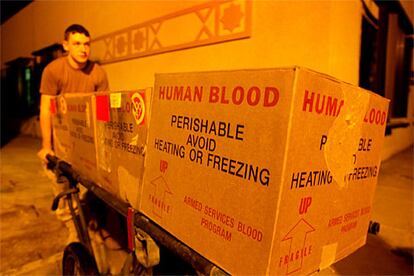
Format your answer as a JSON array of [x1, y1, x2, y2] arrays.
[[140, 67, 389, 275], [52, 93, 98, 181], [92, 89, 151, 208]]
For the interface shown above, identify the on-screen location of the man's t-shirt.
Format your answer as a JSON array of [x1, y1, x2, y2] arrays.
[[40, 56, 109, 95]]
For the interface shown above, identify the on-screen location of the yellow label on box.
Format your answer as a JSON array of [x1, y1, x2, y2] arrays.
[[110, 93, 122, 108]]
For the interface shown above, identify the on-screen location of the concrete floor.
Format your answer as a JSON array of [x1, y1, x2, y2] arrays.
[[0, 135, 413, 275], [1, 135, 66, 275]]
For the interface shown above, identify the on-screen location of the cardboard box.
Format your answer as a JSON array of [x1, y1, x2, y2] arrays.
[[92, 89, 151, 208], [52, 93, 98, 181], [140, 67, 389, 275], [51, 95, 70, 161], [51, 89, 151, 209]]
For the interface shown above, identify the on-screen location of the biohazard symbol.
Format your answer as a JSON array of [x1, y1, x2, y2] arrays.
[[59, 96, 67, 114], [131, 92, 145, 125]]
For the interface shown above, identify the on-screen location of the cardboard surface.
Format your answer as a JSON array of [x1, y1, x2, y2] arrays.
[[140, 67, 389, 275], [52, 89, 151, 209], [93, 89, 151, 208], [52, 93, 98, 181]]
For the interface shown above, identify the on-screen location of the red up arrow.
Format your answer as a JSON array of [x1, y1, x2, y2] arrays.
[[281, 218, 316, 274]]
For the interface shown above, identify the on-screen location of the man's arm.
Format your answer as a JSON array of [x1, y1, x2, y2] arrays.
[[38, 94, 54, 161]]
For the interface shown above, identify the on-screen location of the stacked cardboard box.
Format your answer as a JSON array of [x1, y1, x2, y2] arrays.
[[93, 89, 151, 208], [52, 89, 151, 208], [140, 67, 389, 275], [51, 67, 389, 275], [52, 93, 98, 181]]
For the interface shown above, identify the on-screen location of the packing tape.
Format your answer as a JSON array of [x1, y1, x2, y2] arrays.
[[96, 134, 111, 172], [85, 101, 91, 128], [319, 243, 338, 270], [325, 84, 370, 188], [118, 165, 139, 205]]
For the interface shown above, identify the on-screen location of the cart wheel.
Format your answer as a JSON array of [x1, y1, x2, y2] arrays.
[[368, 220, 380, 235], [62, 242, 99, 275]]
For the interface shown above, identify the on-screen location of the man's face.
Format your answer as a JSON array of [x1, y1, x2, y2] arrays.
[[63, 32, 90, 67]]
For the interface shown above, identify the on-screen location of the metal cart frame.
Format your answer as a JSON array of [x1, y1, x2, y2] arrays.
[[47, 155, 228, 275]]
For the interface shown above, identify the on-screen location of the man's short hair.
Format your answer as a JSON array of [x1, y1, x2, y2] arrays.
[[64, 24, 90, 40]]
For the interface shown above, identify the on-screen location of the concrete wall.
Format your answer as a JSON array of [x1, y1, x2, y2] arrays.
[[1, 0, 361, 87], [1, 0, 412, 159]]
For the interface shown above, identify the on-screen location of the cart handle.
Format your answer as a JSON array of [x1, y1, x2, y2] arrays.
[[51, 188, 80, 211]]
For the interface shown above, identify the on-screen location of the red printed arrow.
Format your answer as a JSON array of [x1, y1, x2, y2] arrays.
[[149, 176, 173, 219], [281, 218, 315, 274]]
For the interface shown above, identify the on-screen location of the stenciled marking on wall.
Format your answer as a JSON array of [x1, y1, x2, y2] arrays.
[[91, 0, 252, 64]]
